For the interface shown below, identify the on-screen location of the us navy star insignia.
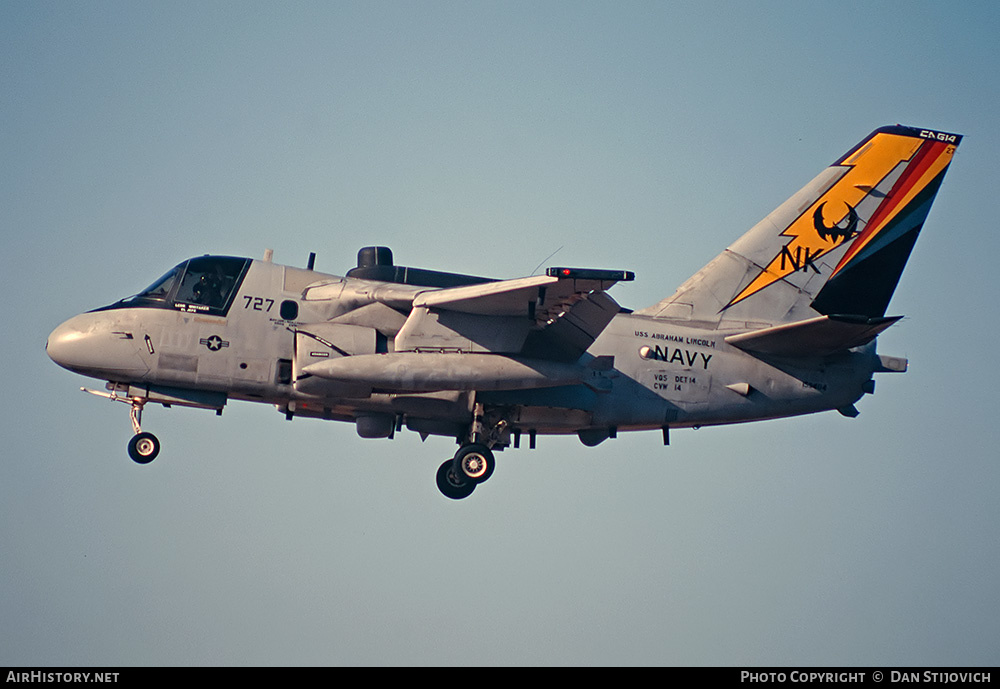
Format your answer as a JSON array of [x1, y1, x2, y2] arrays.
[[200, 335, 229, 351]]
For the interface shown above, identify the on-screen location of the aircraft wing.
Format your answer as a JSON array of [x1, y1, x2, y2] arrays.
[[392, 268, 633, 360], [413, 274, 558, 316]]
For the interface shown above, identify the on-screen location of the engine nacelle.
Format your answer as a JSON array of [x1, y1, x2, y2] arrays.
[[293, 323, 379, 398]]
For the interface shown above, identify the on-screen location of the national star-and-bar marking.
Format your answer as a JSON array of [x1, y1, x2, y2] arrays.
[[200, 335, 230, 351]]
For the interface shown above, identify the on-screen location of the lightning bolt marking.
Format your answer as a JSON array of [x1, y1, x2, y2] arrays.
[[726, 132, 925, 309]]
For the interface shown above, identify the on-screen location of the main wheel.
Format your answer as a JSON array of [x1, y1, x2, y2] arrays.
[[127, 432, 160, 464], [453, 443, 495, 484], [436, 460, 475, 500]]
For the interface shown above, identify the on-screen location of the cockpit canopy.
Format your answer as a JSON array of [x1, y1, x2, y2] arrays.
[[108, 256, 250, 316]]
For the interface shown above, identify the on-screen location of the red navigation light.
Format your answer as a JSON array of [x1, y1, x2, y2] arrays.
[[545, 267, 636, 281]]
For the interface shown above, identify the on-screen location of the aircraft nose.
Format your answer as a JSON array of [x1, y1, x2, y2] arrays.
[[47, 314, 104, 372], [47, 316, 89, 370], [46, 312, 149, 377]]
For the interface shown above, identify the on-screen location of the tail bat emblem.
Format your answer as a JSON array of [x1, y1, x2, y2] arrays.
[[813, 202, 859, 243]]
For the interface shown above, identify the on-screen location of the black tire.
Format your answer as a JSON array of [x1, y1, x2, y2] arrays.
[[436, 459, 475, 500], [453, 443, 495, 484], [127, 432, 160, 464]]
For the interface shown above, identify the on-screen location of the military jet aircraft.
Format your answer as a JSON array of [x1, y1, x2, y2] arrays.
[[47, 125, 961, 499]]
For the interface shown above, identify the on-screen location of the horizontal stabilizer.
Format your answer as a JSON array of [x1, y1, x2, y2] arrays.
[[724, 314, 902, 357]]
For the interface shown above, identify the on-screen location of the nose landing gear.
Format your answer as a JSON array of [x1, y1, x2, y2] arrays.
[[82, 387, 161, 464], [125, 395, 160, 464]]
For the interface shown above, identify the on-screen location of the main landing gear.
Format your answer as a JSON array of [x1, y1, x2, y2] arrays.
[[436, 443, 495, 500], [435, 402, 505, 500]]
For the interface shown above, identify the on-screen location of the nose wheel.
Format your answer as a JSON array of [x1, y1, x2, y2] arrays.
[[127, 431, 160, 464], [122, 394, 160, 464]]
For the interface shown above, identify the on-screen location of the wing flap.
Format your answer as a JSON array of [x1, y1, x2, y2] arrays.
[[521, 291, 623, 361]]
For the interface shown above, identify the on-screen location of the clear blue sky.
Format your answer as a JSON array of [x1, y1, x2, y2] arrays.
[[3, 0, 998, 666]]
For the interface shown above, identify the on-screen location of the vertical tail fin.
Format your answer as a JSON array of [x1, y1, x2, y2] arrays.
[[637, 125, 962, 328]]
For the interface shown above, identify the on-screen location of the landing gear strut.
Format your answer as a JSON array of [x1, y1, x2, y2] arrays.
[[125, 396, 160, 464], [84, 387, 163, 464]]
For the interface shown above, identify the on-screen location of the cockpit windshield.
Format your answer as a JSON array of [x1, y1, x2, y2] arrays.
[[174, 256, 247, 312], [108, 256, 250, 316], [137, 266, 182, 301]]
